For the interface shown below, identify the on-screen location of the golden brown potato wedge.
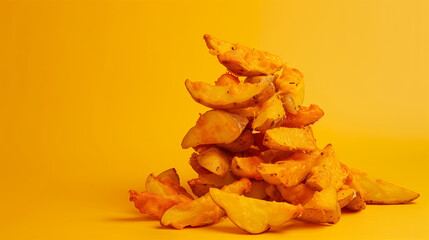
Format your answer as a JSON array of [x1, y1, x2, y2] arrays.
[[209, 188, 302, 234], [252, 94, 286, 131], [217, 129, 254, 153], [257, 151, 320, 186], [161, 178, 251, 229], [281, 104, 324, 128], [227, 107, 257, 119], [231, 155, 264, 180], [244, 180, 268, 200], [215, 73, 240, 86], [189, 153, 211, 175], [145, 174, 193, 199], [337, 188, 356, 208], [204, 34, 283, 76], [277, 183, 316, 206], [181, 110, 248, 149], [348, 168, 419, 204], [197, 147, 231, 176], [185, 79, 275, 110], [305, 144, 350, 191], [345, 190, 366, 211], [275, 65, 305, 114], [299, 186, 341, 224], [157, 168, 180, 185], [263, 127, 317, 152], [187, 172, 237, 197], [129, 191, 192, 219]]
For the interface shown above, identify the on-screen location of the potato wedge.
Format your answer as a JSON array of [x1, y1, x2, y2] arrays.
[[145, 174, 193, 199], [185, 80, 275, 110], [345, 190, 366, 211], [231, 155, 264, 180], [252, 94, 286, 131], [181, 110, 248, 149], [244, 75, 277, 84], [215, 73, 240, 86], [197, 147, 231, 176], [277, 183, 316, 206], [348, 168, 419, 204], [257, 151, 320, 186], [306, 144, 350, 191], [157, 168, 180, 185], [204, 34, 283, 76], [161, 178, 251, 229], [263, 127, 317, 152], [244, 180, 268, 200], [209, 188, 302, 234], [281, 104, 324, 128], [299, 186, 341, 224], [275, 65, 305, 114], [189, 152, 211, 175], [217, 129, 254, 153], [187, 172, 237, 197], [227, 107, 257, 119], [337, 189, 356, 208], [129, 191, 191, 219]]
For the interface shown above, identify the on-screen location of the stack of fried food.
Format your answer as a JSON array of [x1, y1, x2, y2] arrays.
[[129, 35, 419, 234]]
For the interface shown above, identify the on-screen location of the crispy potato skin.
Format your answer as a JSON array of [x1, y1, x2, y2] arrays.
[[145, 174, 193, 199], [215, 73, 240, 86], [187, 172, 237, 197], [277, 183, 316, 206], [299, 186, 341, 224], [197, 147, 231, 176], [263, 127, 317, 152], [217, 129, 254, 153], [185, 80, 276, 110], [157, 168, 180, 185], [337, 189, 356, 208], [181, 110, 248, 149], [204, 34, 283, 76], [281, 104, 324, 128], [252, 94, 286, 131], [129, 191, 191, 219]]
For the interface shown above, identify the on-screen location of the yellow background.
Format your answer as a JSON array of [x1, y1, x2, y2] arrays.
[[1, 0, 428, 239]]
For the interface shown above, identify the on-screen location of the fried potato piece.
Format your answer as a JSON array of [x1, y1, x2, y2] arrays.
[[215, 73, 240, 86], [231, 155, 264, 180], [299, 186, 341, 224], [187, 172, 237, 197], [204, 34, 283, 76], [305, 144, 350, 191], [252, 94, 286, 131], [129, 191, 192, 219], [161, 178, 252, 229], [277, 183, 316, 206], [157, 168, 180, 185], [145, 174, 193, 199], [263, 127, 317, 152], [244, 180, 268, 200], [275, 65, 305, 114], [348, 168, 419, 204], [244, 75, 278, 84], [257, 151, 320, 186], [197, 147, 231, 176], [181, 110, 248, 149], [209, 188, 302, 234], [337, 189, 356, 208], [281, 104, 324, 128], [345, 190, 366, 211], [217, 129, 254, 153], [185, 80, 275, 110], [189, 152, 211, 175], [227, 107, 257, 119], [264, 184, 283, 202]]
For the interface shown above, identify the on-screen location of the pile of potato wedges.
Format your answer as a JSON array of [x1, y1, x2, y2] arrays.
[[129, 35, 419, 234]]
